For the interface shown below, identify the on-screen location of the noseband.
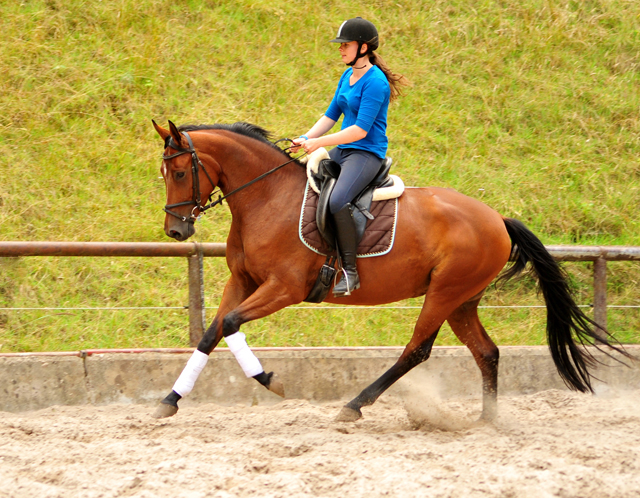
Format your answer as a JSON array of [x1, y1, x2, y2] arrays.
[[162, 132, 217, 224]]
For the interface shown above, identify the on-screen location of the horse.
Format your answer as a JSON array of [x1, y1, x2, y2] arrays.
[[151, 119, 625, 422]]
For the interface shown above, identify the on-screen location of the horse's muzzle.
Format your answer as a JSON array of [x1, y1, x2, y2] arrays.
[[165, 221, 195, 241]]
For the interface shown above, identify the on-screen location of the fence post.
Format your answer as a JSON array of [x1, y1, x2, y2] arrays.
[[188, 244, 206, 347], [593, 257, 607, 336]]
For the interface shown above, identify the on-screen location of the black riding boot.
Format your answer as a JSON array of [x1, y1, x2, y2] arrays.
[[332, 204, 360, 297]]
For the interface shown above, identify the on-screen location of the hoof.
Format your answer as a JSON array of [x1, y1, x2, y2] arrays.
[[479, 405, 497, 423], [152, 403, 178, 419], [469, 417, 489, 428], [335, 405, 362, 422], [476, 411, 496, 425], [267, 373, 285, 398]]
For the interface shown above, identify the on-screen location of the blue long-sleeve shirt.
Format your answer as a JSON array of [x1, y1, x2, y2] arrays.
[[325, 65, 390, 159]]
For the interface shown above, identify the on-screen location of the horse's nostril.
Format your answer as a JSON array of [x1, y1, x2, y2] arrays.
[[169, 230, 182, 240]]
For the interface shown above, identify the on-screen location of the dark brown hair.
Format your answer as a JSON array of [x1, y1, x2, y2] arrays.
[[369, 51, 410, 102]]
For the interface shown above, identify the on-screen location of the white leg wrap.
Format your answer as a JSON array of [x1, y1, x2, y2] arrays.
[[224, 332, 264, 378], [172, 350, 209, 397]]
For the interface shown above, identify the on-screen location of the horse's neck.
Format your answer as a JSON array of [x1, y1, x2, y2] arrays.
[[212, 134, 305, 218]]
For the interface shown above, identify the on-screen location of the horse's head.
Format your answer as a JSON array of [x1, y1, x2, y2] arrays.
[[153, 120, 218, 241]]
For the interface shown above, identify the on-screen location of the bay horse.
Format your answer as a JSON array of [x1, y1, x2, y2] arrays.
[[151, 119, 623, 422]]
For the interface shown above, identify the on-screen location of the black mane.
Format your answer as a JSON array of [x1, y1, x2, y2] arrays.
[[177, 122, 300, 164], [178, 122, 273, 146]]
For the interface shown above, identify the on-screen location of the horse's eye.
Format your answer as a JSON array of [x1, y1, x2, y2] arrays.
[[176, 171, 186, 180]]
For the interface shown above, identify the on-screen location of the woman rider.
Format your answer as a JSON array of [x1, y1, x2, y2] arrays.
[[292, 17, 408, 297]]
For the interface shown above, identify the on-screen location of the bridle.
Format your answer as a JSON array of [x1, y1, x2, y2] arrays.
[[162, 132, 218, 223], [162, 132, 305, 224]]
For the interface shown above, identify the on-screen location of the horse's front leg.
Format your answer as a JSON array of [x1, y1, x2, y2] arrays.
[[152, 276, 299, 418], [152, 276, 247, 418]]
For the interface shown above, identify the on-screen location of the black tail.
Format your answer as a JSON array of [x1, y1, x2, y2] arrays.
[[500, 218, 629, 393]]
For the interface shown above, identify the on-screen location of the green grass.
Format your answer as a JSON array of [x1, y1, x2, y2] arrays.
[[0, 0, 639, 352]]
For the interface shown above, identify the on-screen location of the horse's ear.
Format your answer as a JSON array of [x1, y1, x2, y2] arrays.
[[152, 119, 170, 141], [168, 120, 185, 148]]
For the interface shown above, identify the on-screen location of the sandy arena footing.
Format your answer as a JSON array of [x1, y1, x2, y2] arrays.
[[1, 346, 639, 497]]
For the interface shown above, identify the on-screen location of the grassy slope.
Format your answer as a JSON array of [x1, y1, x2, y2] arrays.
[[0, 0, 638, 351]]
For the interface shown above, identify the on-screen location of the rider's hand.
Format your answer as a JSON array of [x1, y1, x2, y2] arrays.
[[302, 138, 321, 154], [290, 137, 306, 153]]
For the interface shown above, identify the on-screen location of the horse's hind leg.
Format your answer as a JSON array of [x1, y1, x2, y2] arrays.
[[336, 294, 454, 422], [336, 327, 441, 422], [335, 261, 502, 423], [446, 295, 499, 421]]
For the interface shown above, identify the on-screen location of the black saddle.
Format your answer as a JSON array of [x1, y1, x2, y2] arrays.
[[311, 157, 393, 250]]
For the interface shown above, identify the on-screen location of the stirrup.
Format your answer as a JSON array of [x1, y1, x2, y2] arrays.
[[332, 268, 360, 297]]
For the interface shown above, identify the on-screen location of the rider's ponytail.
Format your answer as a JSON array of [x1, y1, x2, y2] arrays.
[[369, 52, 410, 102]]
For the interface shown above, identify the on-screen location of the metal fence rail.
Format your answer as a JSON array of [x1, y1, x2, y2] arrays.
[[1, 242, 639, 346], [0, 241, 225, 258], [546, 245, 640, 331], [0, 242, 223, 346]]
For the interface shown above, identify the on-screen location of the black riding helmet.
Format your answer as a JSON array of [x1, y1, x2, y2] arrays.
[[329, 17, 379, 67]]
